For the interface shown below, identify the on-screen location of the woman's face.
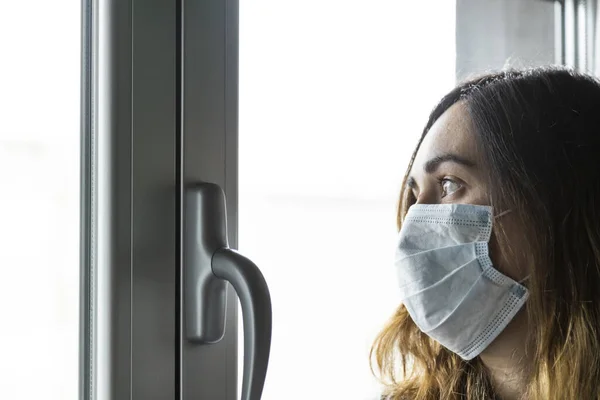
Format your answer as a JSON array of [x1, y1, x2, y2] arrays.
[[407, 101, 528, 282]]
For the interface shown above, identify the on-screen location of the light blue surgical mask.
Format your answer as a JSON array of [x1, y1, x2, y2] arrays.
[[394, 203, 529, 360]]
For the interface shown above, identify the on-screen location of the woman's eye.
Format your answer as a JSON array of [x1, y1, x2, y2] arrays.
[[441, 179, 461, 197]]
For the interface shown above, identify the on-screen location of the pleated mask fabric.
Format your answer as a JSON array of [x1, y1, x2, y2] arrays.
[[395, 204, 529, 360]]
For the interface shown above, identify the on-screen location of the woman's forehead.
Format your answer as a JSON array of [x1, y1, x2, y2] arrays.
[[412, 102, 479, 173]]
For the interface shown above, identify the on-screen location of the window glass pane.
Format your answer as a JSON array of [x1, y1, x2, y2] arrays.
[[455, 0, 556, 80], [0, 3, 80, 399], [239, 1, 455, 399]]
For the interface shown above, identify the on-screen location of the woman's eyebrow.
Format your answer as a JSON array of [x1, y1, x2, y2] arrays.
[[424, 153, 476, 174]]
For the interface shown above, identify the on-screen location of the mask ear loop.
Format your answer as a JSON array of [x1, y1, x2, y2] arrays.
[[494, 209, 512, 219], [518, 276, 530, 284]]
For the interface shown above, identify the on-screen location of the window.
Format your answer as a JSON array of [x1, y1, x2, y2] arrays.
[[2, 1, 576, 399], [239, 1, 456, 398], [0, 2, 80, 399]]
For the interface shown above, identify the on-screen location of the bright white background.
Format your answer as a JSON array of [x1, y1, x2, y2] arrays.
[[0, 1, 80, 399], [238, 1, 456, 399]]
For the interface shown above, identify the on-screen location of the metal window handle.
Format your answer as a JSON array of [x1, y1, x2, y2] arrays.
[[184, 182, 272, 400]]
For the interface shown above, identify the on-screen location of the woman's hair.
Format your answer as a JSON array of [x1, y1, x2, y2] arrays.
[[371, 67, 600, 399]]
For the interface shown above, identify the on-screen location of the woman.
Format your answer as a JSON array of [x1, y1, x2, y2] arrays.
[[372, 67, 600, 400]]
